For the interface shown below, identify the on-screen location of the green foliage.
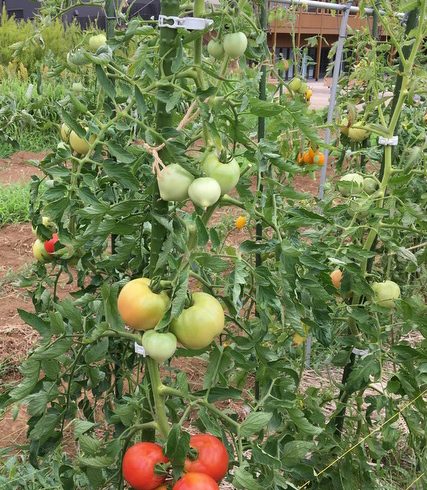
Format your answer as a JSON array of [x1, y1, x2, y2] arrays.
[[0, 183, 30, 226], [0, 7, 82, 75], [0, 0, 426, 489]]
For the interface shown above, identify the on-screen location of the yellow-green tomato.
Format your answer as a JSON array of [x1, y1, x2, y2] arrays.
[[203, 153, 240, 194], [117, 278, 170, 331], [372, 280, 401, 308], [337, 173, 364, 197], [32, 239, 49, 262], [188, 177, 221, 209], [141, 330, 177, 363], [171, 292, 225, 350], [157, 164, 194, 201], [348, 123, 369, 142], [223, 32, 248, 59], [207, 39, 224, 59], [60, 123, 71, 143], [69, 130, 93, 155], [89, 33, 107, 52], [288, 77, 302, 92]]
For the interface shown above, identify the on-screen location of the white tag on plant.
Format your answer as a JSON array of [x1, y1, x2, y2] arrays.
[[134, 342, 146, 356], [378, 136, 398, 146]]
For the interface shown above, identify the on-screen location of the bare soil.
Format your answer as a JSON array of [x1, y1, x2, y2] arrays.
[[0, 151, 45, 185]]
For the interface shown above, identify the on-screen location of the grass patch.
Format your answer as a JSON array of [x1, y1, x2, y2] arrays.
[[0, 183, 30, 226]]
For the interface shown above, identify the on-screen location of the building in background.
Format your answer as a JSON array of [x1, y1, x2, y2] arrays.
[[268, 1, 381, 80], [0, 0, 160, 25]]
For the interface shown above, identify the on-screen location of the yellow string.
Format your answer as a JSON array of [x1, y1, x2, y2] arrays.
[[404, 472, 425, 490], [298, 388, 427, 489]]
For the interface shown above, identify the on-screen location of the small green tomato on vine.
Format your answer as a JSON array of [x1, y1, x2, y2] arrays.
[[207, 39, 224, 60], [223, 32, 248, 59], [372, 280, 401, 308], [141, 330, 177, 363], [202, 152, 240, 194], [188, 177, 221, 209], [171, 292, 225, 349], [157, 164, 194, 202]]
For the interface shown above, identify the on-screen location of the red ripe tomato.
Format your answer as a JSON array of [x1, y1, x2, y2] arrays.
[[184, 434, 228, 481], [173, 473, 219, 490], [44, 233, 59, 254], [122, 442, 169, 490]]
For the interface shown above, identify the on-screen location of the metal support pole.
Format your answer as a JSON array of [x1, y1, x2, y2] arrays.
[[317, 1, 352, 200], [304, 1, 352, 368]]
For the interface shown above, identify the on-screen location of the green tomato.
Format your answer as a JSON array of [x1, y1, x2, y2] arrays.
[[60, 123, 71, 143], [157, 164, 194, 202], [117, 278, 170, 331], [337, 173, 364, 197], [69, 129, 95, 155], [203, 153, 240, 194], [348, 123, 369, 142], [223, 32, 248, 59], [141, 330, 177, 363], [363, 177, 378, 194], [89, 34, 107, 52], [32, 239, 49, 262], [372, 280, 401, 308], [188, 177, 221, 209], [207, 39, 224, 60], [288, 77, 302, 92], [171, 292, 225, 350]]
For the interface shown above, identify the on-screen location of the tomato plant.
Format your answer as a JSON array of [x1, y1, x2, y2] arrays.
[[2, 0, 427, 488]]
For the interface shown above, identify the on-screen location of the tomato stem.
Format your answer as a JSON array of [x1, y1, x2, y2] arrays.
[[146, 358, 170, 439]]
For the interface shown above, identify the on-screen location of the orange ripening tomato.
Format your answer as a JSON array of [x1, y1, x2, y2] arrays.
[[313, 151, 325, 166], [235, 216, 247, 230], [330, 269, 343, 289], [303, 148, 314, 164]]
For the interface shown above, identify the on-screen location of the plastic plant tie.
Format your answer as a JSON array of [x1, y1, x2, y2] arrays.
[[352, 347, 369, 358], [158, 15, 214, 30], [134, 342, 146, 356], [378, 136, 399, 146]]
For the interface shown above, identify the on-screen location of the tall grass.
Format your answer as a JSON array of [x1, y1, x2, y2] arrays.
[[0, 183, 30, 227]]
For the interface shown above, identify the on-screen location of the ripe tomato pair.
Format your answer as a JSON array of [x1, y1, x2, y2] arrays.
[[123, 434, 228, 490]]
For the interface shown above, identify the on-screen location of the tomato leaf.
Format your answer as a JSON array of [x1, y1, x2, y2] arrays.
[[240, 412, 273, 437]]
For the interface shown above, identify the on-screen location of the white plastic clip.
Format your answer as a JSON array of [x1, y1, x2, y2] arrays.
[[378, 136, 398, 146], [158, 15, 214, 31], [352, 347, 369, 358], [134, 342, 146, 356]]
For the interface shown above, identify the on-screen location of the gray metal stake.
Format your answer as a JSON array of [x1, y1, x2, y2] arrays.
[[305, 1, 353, 368]]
